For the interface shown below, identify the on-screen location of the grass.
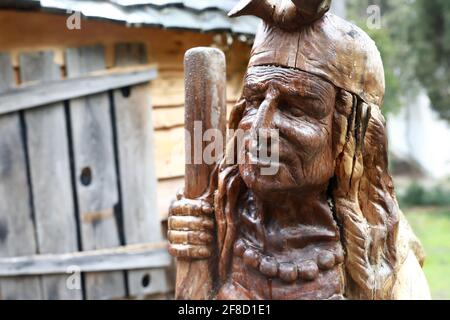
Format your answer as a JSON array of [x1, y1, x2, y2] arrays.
[[404, 207, 450, 300]]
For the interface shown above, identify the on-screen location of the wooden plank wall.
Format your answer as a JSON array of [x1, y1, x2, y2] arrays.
[[0, 42, 169, 299]]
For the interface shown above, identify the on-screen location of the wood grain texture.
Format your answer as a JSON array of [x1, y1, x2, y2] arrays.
[[153, 106, 184, 130], [157, 177, 185, 221], [0, 52, 42, 300], [154, 127, 186, 179], [0, 66, 157, 115], [66, 45, 125, 300], [113, 43, 169, 298], [0, 10, 250, 109], [0, 243, 170, 276], [19, 51, 81, 300], [153, 102, 235, 131], [0, 11, 249, 72], [174, 47, 227, 300], [153, 102, 236, 180], [150, 70, 244, 108]]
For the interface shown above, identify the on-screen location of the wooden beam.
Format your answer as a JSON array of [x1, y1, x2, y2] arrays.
[[0, 52, 43, 300], [0, 243, 171, 277], [0, 65, 157, 115]]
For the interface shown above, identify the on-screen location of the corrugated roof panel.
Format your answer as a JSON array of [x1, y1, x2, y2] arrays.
[[124, 6, 161, 26], [110, 0, 238, 12], [197, 10, 234, 33], [228, 14, 259, 36], [5, 0, 259, 36], [154, 6, 202, 30], [41, 0, 128, 22]]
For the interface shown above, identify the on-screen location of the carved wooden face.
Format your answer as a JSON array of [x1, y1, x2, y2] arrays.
[[238, 65, 337, 195]]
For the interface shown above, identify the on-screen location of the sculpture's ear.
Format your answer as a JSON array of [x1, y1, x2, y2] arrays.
[[228, 0, 274, 23]]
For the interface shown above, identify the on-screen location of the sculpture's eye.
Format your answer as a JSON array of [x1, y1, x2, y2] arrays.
[[287, 105, 305, 118], [282, 95, 330, 120], [243, 98, 260, 116], [243, 85, 259, 101], [278, 98, 304, 118]]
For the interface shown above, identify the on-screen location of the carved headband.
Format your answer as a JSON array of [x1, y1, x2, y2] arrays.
[[229, 0, 385, 107]]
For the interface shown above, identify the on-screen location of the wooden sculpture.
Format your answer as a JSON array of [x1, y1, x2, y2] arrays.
[[168, 0, 431, 300]]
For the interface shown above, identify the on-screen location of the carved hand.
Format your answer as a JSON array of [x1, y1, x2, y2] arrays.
[[167, 189, 215, 259]]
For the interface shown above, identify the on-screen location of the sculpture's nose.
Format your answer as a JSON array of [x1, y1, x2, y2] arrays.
[[251, 89, 279, 132], [250, 89, 279, 160]]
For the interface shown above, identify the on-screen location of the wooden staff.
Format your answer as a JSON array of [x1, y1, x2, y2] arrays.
[[175, 47, 227, 299]]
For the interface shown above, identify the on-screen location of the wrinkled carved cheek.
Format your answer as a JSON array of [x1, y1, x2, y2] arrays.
[[237, 133, 265, 189], [281, 129, 327, 164], [236, 120, 256, 159]]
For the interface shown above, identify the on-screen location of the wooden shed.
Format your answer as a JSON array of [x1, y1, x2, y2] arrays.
[[0, 0, 257, 299]]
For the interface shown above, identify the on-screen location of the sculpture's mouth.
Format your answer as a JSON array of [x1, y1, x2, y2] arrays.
[[247, 153, 279, 167]]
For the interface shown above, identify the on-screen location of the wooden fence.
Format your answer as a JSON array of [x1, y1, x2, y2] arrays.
[[0, 43, 171, 300]]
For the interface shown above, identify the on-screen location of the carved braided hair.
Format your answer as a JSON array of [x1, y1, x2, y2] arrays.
[[332, 90, 400, 299]]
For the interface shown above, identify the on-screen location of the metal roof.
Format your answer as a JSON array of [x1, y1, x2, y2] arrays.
[[0, 0, 260, 36], [109, 0, 238, 12]]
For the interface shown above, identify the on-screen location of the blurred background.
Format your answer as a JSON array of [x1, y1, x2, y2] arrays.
[[0, 0, 448, 300]]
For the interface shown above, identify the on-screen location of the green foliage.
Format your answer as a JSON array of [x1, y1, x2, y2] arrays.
[[346, 0, 419, 116], [412, 0, 450, 121], [405, 208, 450, 300], [365, 26, 402, 115], [400, 183, 450, 208], [400, 183, 426, 207], [346, 0, 450, 121]]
